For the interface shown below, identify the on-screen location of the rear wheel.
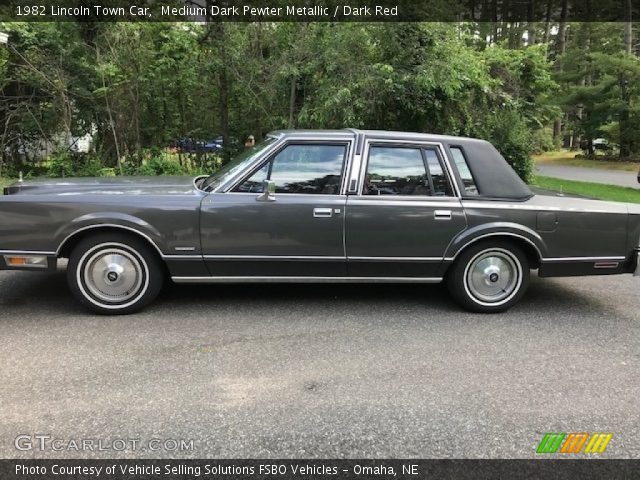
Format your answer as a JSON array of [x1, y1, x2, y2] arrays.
[[446, 241, 529, 313], [67, 233, 163, 314]]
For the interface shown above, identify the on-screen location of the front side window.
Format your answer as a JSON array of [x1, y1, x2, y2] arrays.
[[201, 137, 275, 191], [450, 147, 479, 195], [235, 143, 347, 194]]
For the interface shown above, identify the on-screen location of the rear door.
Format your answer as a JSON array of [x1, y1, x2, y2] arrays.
[[345, 140, 467, 278]]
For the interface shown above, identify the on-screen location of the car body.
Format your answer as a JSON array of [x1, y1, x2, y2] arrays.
[[1, 129, 639, 314]]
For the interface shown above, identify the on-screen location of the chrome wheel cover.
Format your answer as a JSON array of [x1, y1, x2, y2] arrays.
[[81, 246, 145, 305], [464, 248, 522, 306]]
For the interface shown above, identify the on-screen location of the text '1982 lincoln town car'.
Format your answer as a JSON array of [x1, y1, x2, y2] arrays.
[[1, 129, 639, 314]]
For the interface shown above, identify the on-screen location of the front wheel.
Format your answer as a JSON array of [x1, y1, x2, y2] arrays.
[[67, 233, 163, 315], [446, 241, 529, 313]]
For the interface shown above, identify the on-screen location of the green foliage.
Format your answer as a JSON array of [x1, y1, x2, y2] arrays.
[[136, 156, 189, 176], [0, 20, 636, 178], [531, 129, 556, 154], [46, 152, 75, 178], [481, 110, 535, 183]]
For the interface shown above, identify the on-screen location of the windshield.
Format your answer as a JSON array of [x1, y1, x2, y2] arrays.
[[200, 137, 276, 191]]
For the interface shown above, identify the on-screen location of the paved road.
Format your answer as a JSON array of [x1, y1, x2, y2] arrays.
[[0, 268, 638, 459], [537, 164, 640, 189]]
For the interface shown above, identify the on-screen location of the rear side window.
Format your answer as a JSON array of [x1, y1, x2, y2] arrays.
[[424, 149, 453, 197], [450, 147, 479, 196], [364, 146, 429, 196]]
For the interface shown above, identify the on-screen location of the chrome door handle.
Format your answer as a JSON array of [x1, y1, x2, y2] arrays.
[[313, 207, 333, 218], [434, 210, 452, 220]]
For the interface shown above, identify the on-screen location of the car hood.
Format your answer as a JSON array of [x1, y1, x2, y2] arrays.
[[3, 176, 200, 196]]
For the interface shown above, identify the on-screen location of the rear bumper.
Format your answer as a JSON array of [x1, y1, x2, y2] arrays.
[[634, 250, 640, 277]]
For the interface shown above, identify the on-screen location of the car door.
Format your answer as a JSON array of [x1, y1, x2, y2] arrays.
[[199, 141, 350, 278], [345, 140, 467, 278]]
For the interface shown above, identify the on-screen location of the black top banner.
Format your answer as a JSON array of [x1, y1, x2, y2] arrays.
[[1, 459, 640, 480], [0, 0, 638, 22]]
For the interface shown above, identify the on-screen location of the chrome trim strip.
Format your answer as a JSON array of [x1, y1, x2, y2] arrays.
[[0, 249, 56, 256], [172, 276, 443, 284], [202, 255, 345, 261], [542, 256, 626, 263], [347, 199, 461, 208], [174, 246, 196, 251], [163, 255, 203, 260], [461, 201, 618, 214], [348, 256, 443, 262]]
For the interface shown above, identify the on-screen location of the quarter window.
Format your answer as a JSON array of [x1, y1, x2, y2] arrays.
[[235, 143, 347, 195], [450, 147, 479, 195]]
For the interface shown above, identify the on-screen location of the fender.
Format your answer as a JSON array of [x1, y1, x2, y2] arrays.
[[54, 212, 167, 257], [444, 222, 547, 262]]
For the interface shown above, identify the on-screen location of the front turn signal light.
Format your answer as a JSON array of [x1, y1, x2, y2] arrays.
[[4, 255, 48, 268]]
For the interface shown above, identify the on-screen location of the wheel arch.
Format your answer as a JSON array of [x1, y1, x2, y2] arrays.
[[57, 224, 165, 260], [445, 226, 545, 270]]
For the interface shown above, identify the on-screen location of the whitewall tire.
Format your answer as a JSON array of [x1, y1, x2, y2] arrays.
[[67, 233, 163, 315], [446, 241, 529, 313]]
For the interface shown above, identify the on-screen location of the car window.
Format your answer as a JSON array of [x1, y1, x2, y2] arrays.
[[424, 149, 454, 197], [235, 143, 346, 195], [201, 137, 275, 191], [450, 147, 479, 195], [364, 146, 430, 196]]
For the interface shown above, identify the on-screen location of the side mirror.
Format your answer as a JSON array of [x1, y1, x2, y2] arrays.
[[256, 179, 276, 202]]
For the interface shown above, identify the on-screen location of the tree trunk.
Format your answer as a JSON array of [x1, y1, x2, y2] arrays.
[[527, 0, 537, 45], [552, 0, 568, 143], [288, 76, 297, 129], [624, 0, 632, 55], [620, 0, 633, 159]]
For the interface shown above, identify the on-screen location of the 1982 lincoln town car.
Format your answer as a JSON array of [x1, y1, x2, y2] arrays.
[[1, 129, 639, 314]]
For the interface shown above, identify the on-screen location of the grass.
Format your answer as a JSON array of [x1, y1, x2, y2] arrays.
[[0, 177, 13, 193], [534, 150, 639, 172], [532, 175, 640, 204]]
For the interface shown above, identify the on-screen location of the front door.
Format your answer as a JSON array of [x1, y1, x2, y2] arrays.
[[345, 142, 467, 278], [199, 142, 349, 277]]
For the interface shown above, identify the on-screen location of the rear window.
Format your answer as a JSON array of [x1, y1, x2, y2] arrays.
[[450, 147, 479, 196]]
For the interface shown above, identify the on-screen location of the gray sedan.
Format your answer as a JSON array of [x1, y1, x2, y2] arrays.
[[1, 129, 639, 314]]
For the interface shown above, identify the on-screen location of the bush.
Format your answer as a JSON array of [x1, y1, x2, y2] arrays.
[[46, 151, 75, 178], [136, 155, 189, 176], [531, 128, 555, 155], [480, 110, 534, 183]]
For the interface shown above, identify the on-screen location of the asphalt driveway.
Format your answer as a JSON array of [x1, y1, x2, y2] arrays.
[[536, 164, 639, 189], [0, 268, 638, 459]]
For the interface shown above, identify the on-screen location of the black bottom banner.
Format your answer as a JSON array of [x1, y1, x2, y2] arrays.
[[1, 459, 639, 480]]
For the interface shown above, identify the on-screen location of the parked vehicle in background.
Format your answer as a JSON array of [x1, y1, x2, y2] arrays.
[[170, 138, 223, 154], [1, 129, 639, 315]]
